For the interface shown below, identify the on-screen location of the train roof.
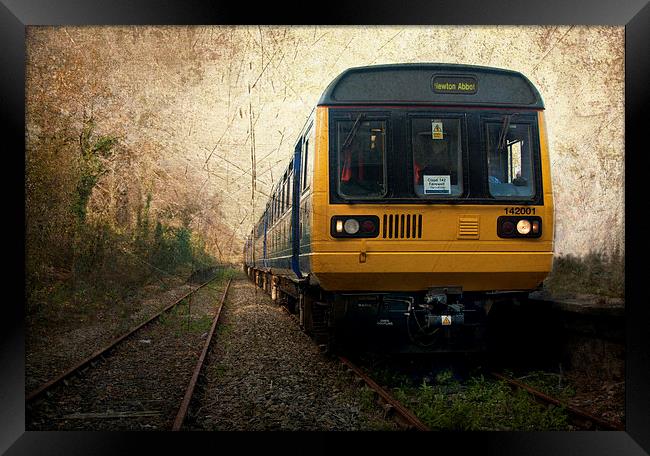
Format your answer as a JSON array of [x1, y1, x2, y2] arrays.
[[317, 63, 544, 109]]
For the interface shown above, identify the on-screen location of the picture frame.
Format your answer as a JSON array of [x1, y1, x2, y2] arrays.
[[2, 0, 648, 453]]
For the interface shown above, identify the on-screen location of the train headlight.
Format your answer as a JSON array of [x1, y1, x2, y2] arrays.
[[516, 219, 531, 235], [343, 218, 360, 234]]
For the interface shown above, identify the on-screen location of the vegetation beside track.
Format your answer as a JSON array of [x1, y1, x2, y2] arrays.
[[371, 368, 573, 431], [544, 251, 624, 299], [26, 111, 236, 321]]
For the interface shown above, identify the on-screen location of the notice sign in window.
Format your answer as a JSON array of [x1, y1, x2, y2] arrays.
[[423, 175, 451, 194]]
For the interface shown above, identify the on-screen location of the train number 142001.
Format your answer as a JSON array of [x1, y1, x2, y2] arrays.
[[504, 207, 536, 215]]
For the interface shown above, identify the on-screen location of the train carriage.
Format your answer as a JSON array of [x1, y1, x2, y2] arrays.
[[244, 63, 554, 352]]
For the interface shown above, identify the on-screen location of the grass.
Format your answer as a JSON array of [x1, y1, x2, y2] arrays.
[[392, 369, 570, 431], [216, 322, 232, 337], [212, 364, 228, 379], [359, 386, 377, 411], [157, 273, 237, 337], [510, 370, 576, 402], [157, 299, 213, 336]]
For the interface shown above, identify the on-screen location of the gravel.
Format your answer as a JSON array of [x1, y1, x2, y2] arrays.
[[187, 278, 396, 431]]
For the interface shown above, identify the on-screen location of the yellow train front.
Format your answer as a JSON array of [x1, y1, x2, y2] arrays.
[[245, 64, 554, 352]]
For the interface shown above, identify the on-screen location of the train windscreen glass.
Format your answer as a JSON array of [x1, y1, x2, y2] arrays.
[[411, 118, 463, 197], [337, 117, 387, 198], [486, 117, 535, 199]]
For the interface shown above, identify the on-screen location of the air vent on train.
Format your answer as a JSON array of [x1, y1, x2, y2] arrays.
[[457, 215, 480, 239], [382, 214, 422, 239]]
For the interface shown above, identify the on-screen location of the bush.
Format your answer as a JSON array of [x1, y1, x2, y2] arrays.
[[545, 251, 624, 298]]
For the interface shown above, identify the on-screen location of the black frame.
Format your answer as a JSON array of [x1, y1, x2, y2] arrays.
[[4, 1, 649, 455]]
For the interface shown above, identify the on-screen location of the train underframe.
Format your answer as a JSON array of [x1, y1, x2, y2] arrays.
[[245, 266, 528, 353]]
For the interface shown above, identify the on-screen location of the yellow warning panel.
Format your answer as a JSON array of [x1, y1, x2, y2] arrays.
[[442, 315, 452, 325], [432, 121, 444, 139]]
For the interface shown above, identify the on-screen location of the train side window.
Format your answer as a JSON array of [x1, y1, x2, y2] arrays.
[[485, 119, 535, 199], [302, 123, 314, 193], [288, 170, 293, 209], [282, 177, 287, 212], [302, 137, 309, 191], [307, 125, 315, 189]]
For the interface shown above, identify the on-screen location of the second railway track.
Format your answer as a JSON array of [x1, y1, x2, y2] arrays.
[[27, 276, 233, 431], [490, 371, 623, 431]]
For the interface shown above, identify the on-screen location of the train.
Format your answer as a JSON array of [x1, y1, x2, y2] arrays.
[[244, 63, 554, 352]]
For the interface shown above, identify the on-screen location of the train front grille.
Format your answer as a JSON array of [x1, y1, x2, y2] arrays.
[[382, 214, 422, 239]]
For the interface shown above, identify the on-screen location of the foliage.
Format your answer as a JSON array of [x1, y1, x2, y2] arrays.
[[72, 119, 118, 223], [359, 386, 377, 411], [392, 370, 570, 431], [544, 251, 624, 298], [25, 115, 222, 317], [512, 370, 576, 402]]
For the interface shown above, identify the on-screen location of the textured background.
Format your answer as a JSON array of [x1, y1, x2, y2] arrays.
[[26, 26, 624, 262]]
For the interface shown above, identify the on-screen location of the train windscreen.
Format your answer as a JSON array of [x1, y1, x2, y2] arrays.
[[337, 115, 387, 199], [485, 116, 535, 199], [411, 117, 463, 198]]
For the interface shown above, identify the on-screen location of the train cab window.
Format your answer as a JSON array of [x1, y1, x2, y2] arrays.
[[486, 118, 535, 199], [411, 118, 463, 198], [336, 117, 387, 198]]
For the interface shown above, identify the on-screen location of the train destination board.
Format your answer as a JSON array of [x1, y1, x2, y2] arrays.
[[432, 75, 478, 94]]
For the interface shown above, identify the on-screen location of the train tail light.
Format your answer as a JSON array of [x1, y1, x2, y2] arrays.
[[531, 220, 540, 234], [501, 220, 515, 235], [360, 219, 376, 233]]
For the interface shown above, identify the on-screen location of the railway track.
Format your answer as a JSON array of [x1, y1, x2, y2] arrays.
[[173, 278, 231, 430], [276, 301, 428, 431], [490, 371, 623, 431], [27, 276, 233, 431], [338, 355, 430, 431]]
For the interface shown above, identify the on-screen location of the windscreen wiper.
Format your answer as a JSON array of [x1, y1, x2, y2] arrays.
[[495, 113, 516, 154], [341, 113, 364, 151]]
